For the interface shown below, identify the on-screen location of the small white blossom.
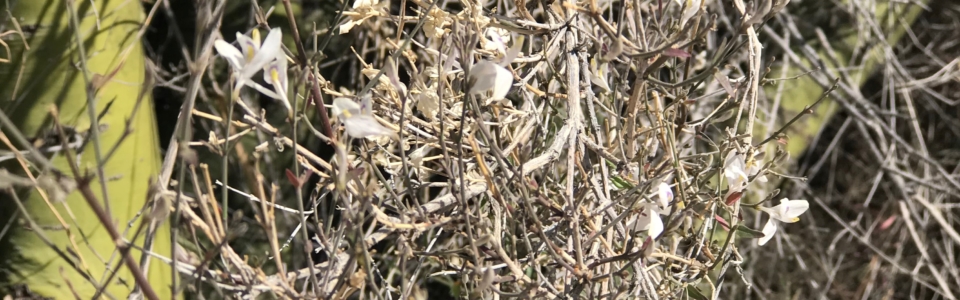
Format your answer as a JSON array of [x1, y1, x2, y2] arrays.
[[215, 28, 292, 116], [724, 150, 767, 193], [332, 96, 397, 139], [757, 198, 809, 246], [214, 28, 283, 96], [353, 0, 377, 8], [632, 182, 674, 238], [469, 36, 523, 102], [469, 61, 513, 101], [656, 182, 674, 210]]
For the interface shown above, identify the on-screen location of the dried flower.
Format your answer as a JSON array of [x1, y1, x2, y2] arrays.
[[416, 86, 440, 120], [757, 198, 809, 246], [340, 0, 382, 34], [332, 96, 397, 139], [422, 8, 451, 39]]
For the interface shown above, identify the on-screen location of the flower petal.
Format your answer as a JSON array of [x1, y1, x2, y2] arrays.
[[776, 199, 809, 223], [333, 97, 395, 139], [469, 60, 500, 94], [756, 175, 768, 183], [758, 218, 777, 246], [724, 151, 756, 192], [724, 151, 746, 173], [358, 94, 375, 115], [490, 65, 513, 100], [342, 115, 396, 139], [236, 31, 258, 63], [263, 56, 288, 93], [760, 199, 809, 223], [242, 28, 283, 80], [590, 58, 611, 92], [214, 40, 245, 71], [263, 57, 291, 115], [339, 20, 358, 34], [679, 0, 701, 27], [657, 182, 673, 210], [244, 81, 281, 99], [725, 168, 749, 193], [633, 209, 663, 239], [333, 97, 362, 118], [483, 28, 507, 55], [648, 213, 664, 238], [353, 0, 378, 9]]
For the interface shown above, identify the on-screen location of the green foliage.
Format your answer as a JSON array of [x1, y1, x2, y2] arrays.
[[0, 0, 170, 298]]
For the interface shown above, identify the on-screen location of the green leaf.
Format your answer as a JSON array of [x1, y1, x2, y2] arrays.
[[735, 225, 766, 239], [610, 175, 634, 190], [0, 1, 169, 298], [687, 285, 710, 300]]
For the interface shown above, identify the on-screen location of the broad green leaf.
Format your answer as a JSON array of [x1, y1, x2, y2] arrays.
[[0, 1, 170, 298]]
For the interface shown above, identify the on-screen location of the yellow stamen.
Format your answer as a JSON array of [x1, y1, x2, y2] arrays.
[[251, 28, 261, 49]]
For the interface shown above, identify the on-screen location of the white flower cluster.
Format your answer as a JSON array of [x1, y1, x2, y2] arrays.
[[214, 28, 292, 116], [724, 150, 809, 246]]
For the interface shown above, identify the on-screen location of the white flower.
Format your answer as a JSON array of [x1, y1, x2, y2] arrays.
[[590, 57, 610, 92], [633, 183, 674, 238], [214, 28, 284, 96], [724, 150, 767, 193], [656, 182, 673, 211], [263, 52, 292, 116], [757, 198, 809, 246], [469, 61, 513, 101], [469, 36, 523, 102], [634, 209, 664, 239], [332, 96, 397, 139]]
